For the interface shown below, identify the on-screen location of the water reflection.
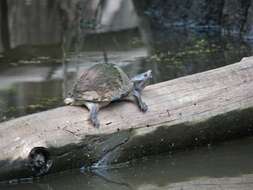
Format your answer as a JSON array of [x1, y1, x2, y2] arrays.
[[0, 79, 63, 120], [124, 30, 253, 83], [2, 137, 253, 190]]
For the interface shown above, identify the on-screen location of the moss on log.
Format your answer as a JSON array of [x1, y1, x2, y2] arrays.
[[1, 56, 253, 181]]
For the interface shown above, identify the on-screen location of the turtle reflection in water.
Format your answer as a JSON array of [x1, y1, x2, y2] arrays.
[[64, 63, 152, 128]]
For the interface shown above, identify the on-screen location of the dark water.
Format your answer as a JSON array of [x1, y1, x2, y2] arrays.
[[2, 137, 253, 189], [0, 29, 253, 189]]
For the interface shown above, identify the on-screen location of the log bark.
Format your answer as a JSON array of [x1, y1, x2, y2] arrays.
[[1, 56, 253, 181]]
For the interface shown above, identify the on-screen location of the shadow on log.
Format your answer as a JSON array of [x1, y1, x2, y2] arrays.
[[1, 56, 253, 181]]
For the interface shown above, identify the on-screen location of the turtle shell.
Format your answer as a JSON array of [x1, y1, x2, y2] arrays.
[[72, 63, 133, 103]]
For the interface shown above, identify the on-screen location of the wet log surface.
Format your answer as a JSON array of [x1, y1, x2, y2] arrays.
[[1, 57, 253, 181]]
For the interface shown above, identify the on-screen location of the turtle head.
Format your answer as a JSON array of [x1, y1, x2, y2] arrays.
[[64, 97, 75, 105], [131, 70, 152, 82], [131, 70, 152, 91], [143, 70, 152, 80]]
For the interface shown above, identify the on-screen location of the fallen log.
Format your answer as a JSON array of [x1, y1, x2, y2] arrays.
[[1, 56, 253, 181]]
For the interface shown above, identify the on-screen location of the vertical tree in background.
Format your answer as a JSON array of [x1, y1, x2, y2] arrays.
[[0, 0, 10, 50]]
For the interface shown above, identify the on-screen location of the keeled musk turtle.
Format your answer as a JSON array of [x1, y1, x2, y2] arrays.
[[64, 63, 152, 128]]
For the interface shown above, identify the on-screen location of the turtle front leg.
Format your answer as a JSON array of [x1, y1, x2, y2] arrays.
[[85, 102, 100, 128], [132, 90, 148, 112]]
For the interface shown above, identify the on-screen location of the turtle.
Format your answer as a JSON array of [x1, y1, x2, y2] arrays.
[[64, 63, 152, 128]]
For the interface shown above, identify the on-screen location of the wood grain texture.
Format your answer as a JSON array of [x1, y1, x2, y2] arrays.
[[0, 56, 253, 181]]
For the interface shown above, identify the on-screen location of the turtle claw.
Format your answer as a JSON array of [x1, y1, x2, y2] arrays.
[[140, 102, 148, 112], [91, 118, 100, 128], [87, 103, 100, 128], [133, 90, 148, 113], [90, 111, 100, 128]]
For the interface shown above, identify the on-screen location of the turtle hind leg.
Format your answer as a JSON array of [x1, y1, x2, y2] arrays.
[[132, 90, 148, 112], [85, 102, 100, 128]]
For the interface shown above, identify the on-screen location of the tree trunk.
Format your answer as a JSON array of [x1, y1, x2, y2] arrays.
[[1, 56, 253, 181], [0, 0, 10, 50]]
